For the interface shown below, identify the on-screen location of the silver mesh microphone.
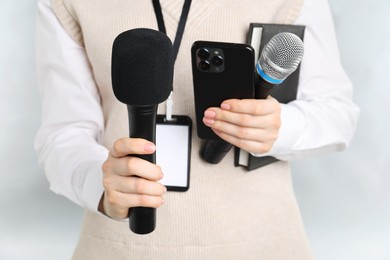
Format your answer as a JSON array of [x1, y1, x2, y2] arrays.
[[257, 32, 304, 84]]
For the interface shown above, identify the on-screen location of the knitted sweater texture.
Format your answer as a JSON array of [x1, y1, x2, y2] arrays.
[[51, 0, 313, 259]]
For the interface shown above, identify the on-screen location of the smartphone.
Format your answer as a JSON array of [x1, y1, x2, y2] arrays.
[[191, 41, 255, 140]]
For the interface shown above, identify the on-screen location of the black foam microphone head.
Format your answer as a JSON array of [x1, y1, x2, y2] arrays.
[[112, 28, 174, 106]]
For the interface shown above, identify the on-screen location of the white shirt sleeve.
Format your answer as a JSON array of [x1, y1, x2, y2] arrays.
[[35, 0, 108, 213], [259, 0, 360, 160], [35, 0, 359, 211]]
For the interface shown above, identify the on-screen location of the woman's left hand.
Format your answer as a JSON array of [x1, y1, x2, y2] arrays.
[[203, 97, 281, 155]]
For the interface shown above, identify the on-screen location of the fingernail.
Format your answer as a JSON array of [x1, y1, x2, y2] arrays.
[[203, 117, 214, 125], [221, 103, 231, 110], [144, 143, 156, 153], [204, 110, 216, 119]]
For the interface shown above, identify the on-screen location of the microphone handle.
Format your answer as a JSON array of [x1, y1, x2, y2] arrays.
[[201, 140, 233, 164], [254, 72, 275, 99], [201, 75, 274, 164], [127, 105, 158, 235]]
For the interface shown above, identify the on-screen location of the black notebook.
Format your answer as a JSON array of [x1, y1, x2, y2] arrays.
[[234, 23, 305, 171]]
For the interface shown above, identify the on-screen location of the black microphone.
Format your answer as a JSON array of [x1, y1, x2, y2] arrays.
[[201, 32, 304, 164], [111, 28, 174, 234]]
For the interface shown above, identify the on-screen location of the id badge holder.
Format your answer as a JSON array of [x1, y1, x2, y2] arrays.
[[156, 115, 191, 191]]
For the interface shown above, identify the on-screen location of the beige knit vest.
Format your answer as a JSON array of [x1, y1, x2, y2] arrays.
[[51, 0, 314, 259]]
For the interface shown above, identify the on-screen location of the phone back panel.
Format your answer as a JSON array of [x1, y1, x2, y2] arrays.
[[191, 41, 255, 140]]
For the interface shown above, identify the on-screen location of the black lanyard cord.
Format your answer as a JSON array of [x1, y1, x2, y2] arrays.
[[152, 0, 166, 34], [152, 0, 192, 61]]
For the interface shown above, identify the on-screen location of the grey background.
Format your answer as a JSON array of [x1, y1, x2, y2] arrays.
[[1, 0, 389, 259]]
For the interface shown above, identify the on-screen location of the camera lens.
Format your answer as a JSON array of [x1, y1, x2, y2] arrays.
[[211, 55, 224, 67], [197, 48, 210, 60], [198, 60, 210, 71]]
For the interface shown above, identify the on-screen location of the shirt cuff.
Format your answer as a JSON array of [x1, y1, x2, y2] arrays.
[[251, 103, 305, 159], [74, 147, 108, 214], [80, 161, 105, 213]]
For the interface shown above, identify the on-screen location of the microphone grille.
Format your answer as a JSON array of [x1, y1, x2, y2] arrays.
[[111, 28, 174, 106], [258, 32, 304, 82]]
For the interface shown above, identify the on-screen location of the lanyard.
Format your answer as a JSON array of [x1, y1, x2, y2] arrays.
[[152, 0, 192, 121], [152, 0, 192, 61]]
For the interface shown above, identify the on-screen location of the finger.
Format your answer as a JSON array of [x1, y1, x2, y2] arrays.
[[204, 109, 279, 130], [106, 156, 163, 181], [105, 189, 164, 209], [205, 119, 271, 141], [103, 175, 167, 196], [204, 108, 262, 128], [212, 129, 272, 154], [221, 97, 279, 116], [110, 137, 156, 158]]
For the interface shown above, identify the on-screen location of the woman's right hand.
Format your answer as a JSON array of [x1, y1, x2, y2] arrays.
[[99, 137, 167, 220]]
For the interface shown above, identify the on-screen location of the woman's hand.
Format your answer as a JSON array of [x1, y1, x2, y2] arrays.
[[99, 137, 167, 220], [203, 97, 281, 155]]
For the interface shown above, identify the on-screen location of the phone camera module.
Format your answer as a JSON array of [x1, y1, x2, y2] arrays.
[[195, 46, 224, 73], [211, 55, 224, 67], [198, 60, 210, 71], [197, 48, 210, 60]]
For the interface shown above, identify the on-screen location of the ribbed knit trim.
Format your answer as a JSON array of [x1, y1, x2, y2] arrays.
[[274, 0, 305, 24], [50, 0, 304, 47], [51, 0, 84, 46]]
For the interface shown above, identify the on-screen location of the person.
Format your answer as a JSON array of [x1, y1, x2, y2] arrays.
[[35, 0, 359, 259]]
